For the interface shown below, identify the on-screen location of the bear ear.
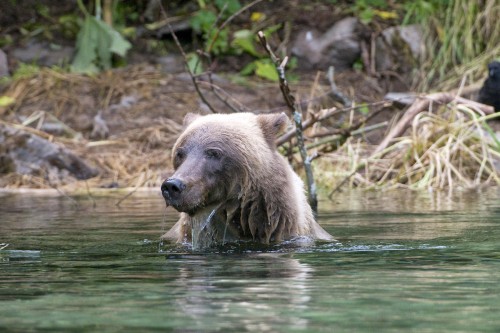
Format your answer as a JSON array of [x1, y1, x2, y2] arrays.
[[183, 113, 201, 127], [256, 112, 289, 146]]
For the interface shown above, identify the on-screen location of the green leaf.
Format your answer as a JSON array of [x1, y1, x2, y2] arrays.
[[187, 53, 204, 75], [197, 0, 206, 9], [12, 63, 40, 80], [359, 8, 374, 24], [240, 61, 257, 76], [190, 10, 216, 33], [262, 24, 282, 38], [206, 28, 229, 55], [255, 60, 279, 81], [0, 96, 15, 107], [232, 29, 260, 56], [215, 0, 241, 14], [71, 15, 131, 74], [358, 103, 370, 115]]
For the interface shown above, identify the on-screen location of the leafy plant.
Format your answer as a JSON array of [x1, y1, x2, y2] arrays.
[[12, 63, 42, 80], [236, 25, 287, 81], [189, 2, 295, 81], [190, 0, 241, 55], [186, 53, 204, 75], [71, 0, 131, 73], [232, 29, 260, 57], [241, 58, 278, 81], [352, 0, 396, 24]]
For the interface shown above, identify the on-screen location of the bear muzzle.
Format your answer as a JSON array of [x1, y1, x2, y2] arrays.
[[161, 178, 186, 207]]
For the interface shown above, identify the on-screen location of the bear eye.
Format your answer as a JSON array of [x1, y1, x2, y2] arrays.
[[205, 148, 222, 160], [175, 149, 185, 159], [174, 149, 185, 167]]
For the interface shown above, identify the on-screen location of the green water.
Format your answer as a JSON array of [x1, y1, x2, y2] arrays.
[[1, 189, 500, 332]]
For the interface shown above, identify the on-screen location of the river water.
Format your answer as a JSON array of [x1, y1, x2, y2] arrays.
[[1, 189, 500, 332]]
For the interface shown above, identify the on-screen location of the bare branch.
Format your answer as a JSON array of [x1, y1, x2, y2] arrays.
[[277, 100, 392, 146], [196, 79, 248, 112], [158, 4, 217, 113], [327, 66, 352, 108], [257, 30, 318, 215], [207, 0, 266, 53], [192, 0, 266, 112]]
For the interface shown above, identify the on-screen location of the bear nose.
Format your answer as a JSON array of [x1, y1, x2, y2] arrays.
[[161, 178, 186, 200]]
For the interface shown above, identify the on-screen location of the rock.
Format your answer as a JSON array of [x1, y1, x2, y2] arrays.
[[384, 92, 417, 106], [0, 49, 9, 78], [292, 17, 361, 70], [11, 41, 74, 67], [0, 123, 98, 181], [375, 25, 424, 72], [155, 54, 185, 74]]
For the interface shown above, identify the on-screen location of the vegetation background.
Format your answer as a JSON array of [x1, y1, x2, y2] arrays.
[[0, 0, 499, 195]]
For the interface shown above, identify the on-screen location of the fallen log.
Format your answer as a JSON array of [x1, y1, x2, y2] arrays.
[[0, 123, 98, 181]]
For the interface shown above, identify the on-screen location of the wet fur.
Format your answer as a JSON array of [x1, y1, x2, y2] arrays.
[[161, 112, 333, 246]]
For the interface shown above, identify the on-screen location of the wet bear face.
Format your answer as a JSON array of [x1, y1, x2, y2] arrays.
[[161, 129, 243, 215], [160, 112, 288, 216]]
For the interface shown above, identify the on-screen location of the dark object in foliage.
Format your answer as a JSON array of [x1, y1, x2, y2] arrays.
[[478, 61, 500, 111]]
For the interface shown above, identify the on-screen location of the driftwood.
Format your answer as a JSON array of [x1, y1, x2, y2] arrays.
[[373, 92, 494, 155], [0, 123, 97, 180]]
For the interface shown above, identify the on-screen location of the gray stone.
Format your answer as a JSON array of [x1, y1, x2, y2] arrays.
[[155, 54, 185, 74], [384, 92, 417, 106], [0, 123, 97, 180], [0, 49, 8, 78], [375, 25, 424, 72], [292, 17, 361, 70], [11, 41, 74, 67]]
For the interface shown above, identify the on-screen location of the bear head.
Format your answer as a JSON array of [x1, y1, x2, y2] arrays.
[[161, 112, 288, 216]]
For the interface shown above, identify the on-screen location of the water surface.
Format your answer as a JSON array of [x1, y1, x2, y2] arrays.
[[1, 189, 500, 332]]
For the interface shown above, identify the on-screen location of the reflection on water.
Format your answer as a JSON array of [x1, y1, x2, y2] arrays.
[[1, 189, 500, 332], [164, 253, 314, 332]]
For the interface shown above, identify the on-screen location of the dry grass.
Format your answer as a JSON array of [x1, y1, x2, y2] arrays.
[[1, 61, 498, 194], [419, 0, 500, 91], [0, 66, 188, 190], [320, 102, 500, 192]]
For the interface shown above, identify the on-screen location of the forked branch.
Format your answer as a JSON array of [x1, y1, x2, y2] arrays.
[[257, 31, 318, 216]]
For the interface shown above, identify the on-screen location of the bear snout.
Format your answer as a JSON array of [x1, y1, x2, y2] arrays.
[[161, 178, 186, 204]]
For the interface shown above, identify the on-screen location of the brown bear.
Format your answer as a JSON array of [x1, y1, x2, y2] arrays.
[[160, 112, 333, 249]]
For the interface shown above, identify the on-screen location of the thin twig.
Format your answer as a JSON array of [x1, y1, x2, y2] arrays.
[[159, 4, 217, 113], [306, 121, 388, 150], [327, 66, 352, 107], [276, 100, 392, 145], [85, 180, 97, 209], [192, 0, 266, 112], [115, 174, 152, 207], [197, 80, 248, 112], [257, 31, 318, 215], [206, 0, 266, 53], [327, 142, 402, 198]]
